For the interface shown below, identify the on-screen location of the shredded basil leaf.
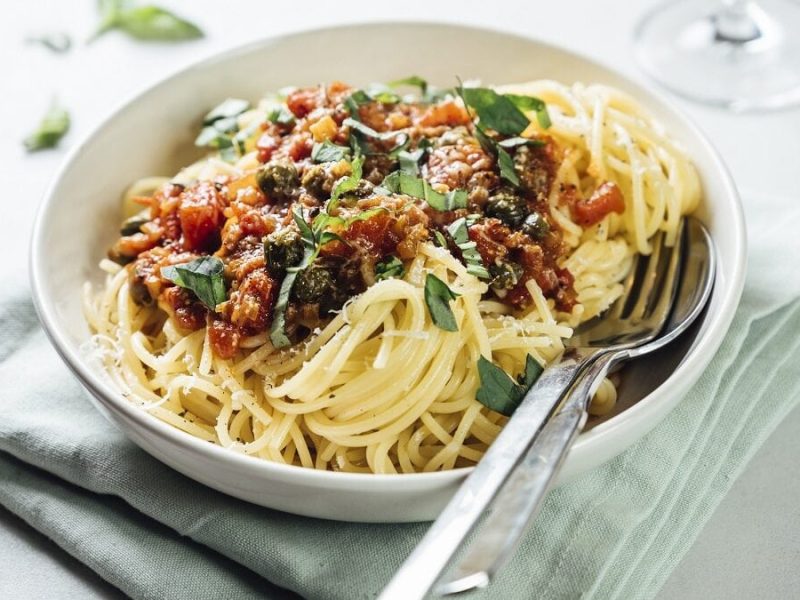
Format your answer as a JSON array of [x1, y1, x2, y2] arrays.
[[388, 75, 428, 95], [330, 155, 364, 207], [459, 86, 530, 136], [161, 256, 227, 310], [270, 208, 320, 348], [311, 140, 351, 163], [424, 274, 460, 332], [446, 218, 490, 279], [381, 172, 467, 212], [497, 136, 545, 149], [343, 117, 406, 142], [195, 98, 251, 162], [204, 98, 250, 125], [26, 32, 71, 54], [267, 106, 295, 126], [365, 83, 401, 104], [504, 94, 552, 129], [398, 148, 426, 175], [120, 214, 149, 236], [496, 145, 520, 187], [343, 116, 408, 156], [344, 90, 371, 120], [375, 256, 405, 281], [90, 2, 204, 42], [23, 103, 70, 152], [473, 126, 520, 187], [475, 354, 544, 416]]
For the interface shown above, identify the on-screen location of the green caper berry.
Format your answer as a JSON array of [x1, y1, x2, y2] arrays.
[[489, 262, 524, 290], [256, 161, 299, 201], [293, 267, 334, 303], [263, 228, 303, 273], [521, 212, 550, 240], [485, 188, 527, 228]]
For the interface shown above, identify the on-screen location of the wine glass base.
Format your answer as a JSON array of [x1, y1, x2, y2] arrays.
[[634, 0, 800, 111]]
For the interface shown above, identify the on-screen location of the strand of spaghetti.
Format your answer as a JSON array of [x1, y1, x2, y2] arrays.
[[304, 327, 459, 446], [424, 403, 482, 472]]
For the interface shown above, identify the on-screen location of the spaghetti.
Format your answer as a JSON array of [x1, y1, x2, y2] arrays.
[[83, 79, 698, 473]]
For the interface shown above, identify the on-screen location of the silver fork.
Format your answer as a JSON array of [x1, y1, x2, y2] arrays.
[[378, 217, 714, 600], [437, 217, 715, 594]]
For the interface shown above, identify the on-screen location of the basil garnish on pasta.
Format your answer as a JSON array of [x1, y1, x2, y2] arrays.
[[267, 106, 295, 126], [459, 86, 551, 133], [375, 256, 404, 281], [476, 354, 544, 416], [195, 98, 251, 162], [23, 103, 70, 152], [388, 75, 428, 95], [161, 257, 227, 310], [424, 274, 460, 332], [446, 218, 490, 279], [270, 206, 348, 349], [311, 140, 351, 163], [381, 172, 468, 211], [504, 94, 552, 129]]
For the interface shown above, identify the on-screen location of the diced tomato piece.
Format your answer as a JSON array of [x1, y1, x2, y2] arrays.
[[178, 182, 225, 252], [286, 87, 321, 118], [287, 134, 313, 161], [256, 133, 278, 163], [208, 319, 240, 359], [343, 212, 394, 253], [418, 100, 471, 127], [573, 182, 625, 226]]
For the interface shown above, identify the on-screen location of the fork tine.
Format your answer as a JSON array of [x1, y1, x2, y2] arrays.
[[607, 252, 642, 320], [644, 219, 685, 329], [626, 230, 666, 322]]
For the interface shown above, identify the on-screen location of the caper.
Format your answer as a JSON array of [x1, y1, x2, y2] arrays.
[[263, 228, 303, 273], [293, 267, 333, 303], [256, 161, 299, 202], [521, 212, 550, 240], [300, 164, 330, 199], [489, 262, 524, 290], [485, 188, 527, 228]]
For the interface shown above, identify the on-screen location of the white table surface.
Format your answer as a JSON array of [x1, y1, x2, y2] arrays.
[[1, 1, 798, 598]]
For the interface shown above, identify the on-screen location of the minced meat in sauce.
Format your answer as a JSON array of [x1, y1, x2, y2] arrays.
[[109, 81, 622, 358]]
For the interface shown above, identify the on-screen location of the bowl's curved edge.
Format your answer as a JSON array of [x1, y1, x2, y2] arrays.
[[29, 20, 748, 520]]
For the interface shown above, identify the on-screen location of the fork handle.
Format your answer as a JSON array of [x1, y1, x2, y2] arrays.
[[437, 351, 617, 596], [377, 350, 595, 600]]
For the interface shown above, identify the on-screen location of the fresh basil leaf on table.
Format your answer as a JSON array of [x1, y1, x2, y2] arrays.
[[25, 32, 72, 54], [23, 103, 70, 152], [91, 1, 203, 42]]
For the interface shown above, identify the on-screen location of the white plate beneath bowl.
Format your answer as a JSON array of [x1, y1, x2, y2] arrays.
[[30, 22, 746, 523]]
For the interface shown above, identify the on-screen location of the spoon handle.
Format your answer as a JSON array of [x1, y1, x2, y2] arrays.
[[437, 351, 617, 596], [377, 351, 595, 600]]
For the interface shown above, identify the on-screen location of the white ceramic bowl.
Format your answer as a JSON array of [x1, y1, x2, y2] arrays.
[[30, 23, 746, 523]]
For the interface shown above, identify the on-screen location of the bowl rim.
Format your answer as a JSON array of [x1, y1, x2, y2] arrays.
[[29, 20, 747, 491]]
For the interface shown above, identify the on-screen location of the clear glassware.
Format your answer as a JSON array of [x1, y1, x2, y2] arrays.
[[634, 0, 800, 111]]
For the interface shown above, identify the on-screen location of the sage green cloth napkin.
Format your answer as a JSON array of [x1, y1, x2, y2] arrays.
[[1, 191, 799, 600]]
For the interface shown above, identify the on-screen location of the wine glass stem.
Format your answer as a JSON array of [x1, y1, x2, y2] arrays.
[[714, 0, 760, 43]]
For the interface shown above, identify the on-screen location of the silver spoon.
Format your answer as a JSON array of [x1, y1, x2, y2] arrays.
[[378, 217, 715, 600]]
